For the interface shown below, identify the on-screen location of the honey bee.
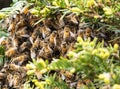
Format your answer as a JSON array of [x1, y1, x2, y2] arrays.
[[5, 38, 13, 50], [13, 74, 21, 88], [66, 13, 78, 25], [20, 41, 31, 52], [49, 31, 57, 48], [60, 70, 73, 81], [83, 79, 91, 85], [65, 71, 73, 79], [29, 15, 39, 27], [63, 26, 75, 42], [67, 42, 75, 52], [76, 80, 83, 89], [29, 27, 40, 44], [8, 22, 15, 35], [39, 40, 44, 48], [32, 36, 40, 49], [63, 26, 70, 39], [77, 29, 85, 38], [38, 42, 53, 59], [5, 47, 18, 57], [0, 18, 9, 30], [30, 37, 40, 59], [7, 73, 21, 88], [19, 84, 24, 89], [15, 19, 26, 30], [1, 85, 8, 89], [85, 28, 92, 38], [0, 36, 6, 45], [56, 14, 65, 28], [12, 35, 19, 47], [7, 74, 13, 87], [0, 72, 6, 79], [21, 6, 29, 14], [44, 43, 53, 55], [40, 26, 51, 39], [15, 27, 29, 37], [60, 42, 68, 56], [13, 13, 20, 23], [8, 64, 20, 71], [11, 54, 29, 65], [43, 17, 58, 29], [30, 48, 36, 59]]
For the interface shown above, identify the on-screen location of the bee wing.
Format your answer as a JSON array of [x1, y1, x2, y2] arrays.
[[54, 38, 57, 47], [59, 18, 65, 28], [70, 31, 75, 38], [21, 34, 30, 38], [7, 74, 13, 87], [0, 36, 6, 45], [38, 48, 44, 57], [29, 37, 33, 44], [30, 50, 36, 59]]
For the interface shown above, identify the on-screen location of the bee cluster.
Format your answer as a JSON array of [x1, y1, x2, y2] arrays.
[[4, 7, 92, 62], [0, 6, 93, 88]]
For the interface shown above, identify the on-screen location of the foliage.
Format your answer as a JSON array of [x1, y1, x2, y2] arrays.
[[0, 0, 120, 88], [26, 37, 120, 88], [0, 45, 5, 66]]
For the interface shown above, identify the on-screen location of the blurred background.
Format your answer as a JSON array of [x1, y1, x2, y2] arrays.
[[0, 0, 12, 9]]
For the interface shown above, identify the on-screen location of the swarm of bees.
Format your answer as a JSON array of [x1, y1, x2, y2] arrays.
[[0, 6, 93, 88], [3, 6, 93, 61]]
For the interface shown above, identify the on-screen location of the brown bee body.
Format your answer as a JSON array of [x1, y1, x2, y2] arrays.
[[7, 74, 13, 87], [65, 71, 73, 79], [29, 27, 40, 44], [0, 36, 6, 45], [14, 14, 20, 23], [8, 64, 20, 71], [29, 15, 39, 27], [63, 26, 70, 39], [0, 40, 7, 45], [12, 74, 21, 88], [39, 43, 53, 59], [15, 19, 26, 30], [0, 72, 6, 79], [7, 73, 21, 88], [1, 85, 8, 89], [63, 26, 75, 43], [32, 36, 40, 49], [21, 6, 29, 14], [20, 41, 31, 52], [55, 14, 65, 28], [12, 36, 19, 47], [85, 28, 92, 38], [68, 42, 75, 52], [30, 37, 40, 59], [0, 18, 9, 30], [40, 26, 51, 39], [5, 47, 17, 57], [49, 31, 57, 48], [39, 40, 44, 48], [76, 80, 83, 89], [15, 27, 29, 37], [66, 13, 78, 25], [77, 29, 85, 38], [60, 42, 68, 56], [44, 44, 53, 59], [43, 17, 58, 29], [5, 38, 13, 50], [11, 54, 29, 65], [8, 22, 15, 35]]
